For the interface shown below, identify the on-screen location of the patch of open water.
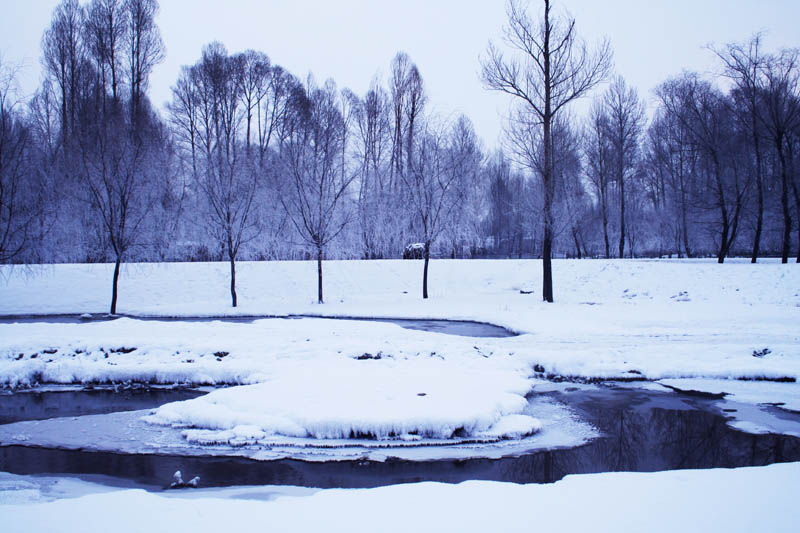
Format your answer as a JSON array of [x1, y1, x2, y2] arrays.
[[1, 384, 798, 490], [0, 387, 205, 425], [0, 315, 517, 338]]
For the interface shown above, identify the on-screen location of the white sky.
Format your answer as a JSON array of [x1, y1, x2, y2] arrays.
[[3, 0, 800, 150]]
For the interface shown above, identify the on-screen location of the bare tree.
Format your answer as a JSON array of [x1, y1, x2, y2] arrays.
[[657, 74, 749, 263], [643, 108, 698, 258], [585, 101, 613, 257], [167, 65, 201, 177], [789, 126, 800, 261], [85, 0, 127, 108], [255, 65, 301, 161], [29, 80, 60, 161], [487, 152, 530, 257], [481, 0, 611, 302], [389, 52, 411, 184], [352, 78, 395, 258], [549, 117, 588, 258], [713, 35, 768, 262], [442, 116, 484, 259], [123, 0, 164, 121], [400, 119, 465, 298], [760, 49, 800, 263], [0, 60, 36, 263], [232, 50, 270, 155], [405, 64, 426, 175], [77, 107, 159, 313], [192, 43, 260, 307], [603, 75, 646, 258], [279, 78, 354, 303], [41, 0, 85, 146]]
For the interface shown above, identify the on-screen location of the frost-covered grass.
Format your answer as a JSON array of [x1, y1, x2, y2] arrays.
[[2, 463, 799, 533], [1, 258, 799, 443]]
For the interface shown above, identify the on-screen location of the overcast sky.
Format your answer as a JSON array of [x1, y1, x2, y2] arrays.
[[3, 0, 800, 150]]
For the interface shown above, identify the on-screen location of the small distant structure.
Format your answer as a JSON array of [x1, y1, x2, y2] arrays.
[[403, 243, 425, 259]]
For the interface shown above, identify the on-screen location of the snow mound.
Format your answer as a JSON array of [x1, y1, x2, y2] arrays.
[[145, 360, 537, 442], [477, 414, 541, 439]]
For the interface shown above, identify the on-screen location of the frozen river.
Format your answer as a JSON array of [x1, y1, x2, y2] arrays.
[[2, 383, 799, 490]]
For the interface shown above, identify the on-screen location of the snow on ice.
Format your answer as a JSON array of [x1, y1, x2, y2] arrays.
[[145, 361, 537, 441], [1, 259, 799, 445]]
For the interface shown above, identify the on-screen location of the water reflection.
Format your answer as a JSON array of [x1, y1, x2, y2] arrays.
[[505, 389, 800, 484], [1, 386, 798, 489], [0, 388, 204, 424]]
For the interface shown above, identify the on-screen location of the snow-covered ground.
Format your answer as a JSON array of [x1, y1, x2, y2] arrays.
[[2, 463, 799, 532], [1, 259, 799, 444], [2, 258, 799, 386], [1, 259, 799, 529]]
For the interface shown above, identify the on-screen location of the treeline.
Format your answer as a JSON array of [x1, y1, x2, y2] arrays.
[[486, 35, 800, 266], [2, 0, 800, 285]]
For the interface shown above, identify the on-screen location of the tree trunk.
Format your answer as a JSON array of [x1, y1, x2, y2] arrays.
[[317, 245, 324, 304], [712, 159, 729, 264], [422, 240, 430, 299], [792, 174, 800, 263], [245, 110, 252, 155], [229, 255, 237, 307], [601, 188, 610, 258], [751, 144, 764, 263], [542, 0, 554, 303], [778, 139, 792, 264], [110, 255, 121, 315], [542, 225, 553, 302], [572, 227, 582, 259], [618, 172, 626, 259], [746, 93, 764, 264], [718, 216, 729, 264], [681, 194, 692, 258], [789, 141, 800, 262]]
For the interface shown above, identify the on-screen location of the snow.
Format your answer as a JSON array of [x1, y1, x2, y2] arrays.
[[658, 378, 800, 412], [145, 360, 534, 441], [0, 473, 123, 505], [1, 258, 799, 450], [0, 317, 540, 446], [475, 413, 541, 438], [2, 463, 799, 532], [0, 393, 595, 462], [2, 259, 800, 528], [1, 258, 797, 322]]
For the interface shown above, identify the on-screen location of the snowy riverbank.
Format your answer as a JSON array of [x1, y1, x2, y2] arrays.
[[2, 259, 799, 530], [2, 462, 799, 533], [1, 259, 799, 441]]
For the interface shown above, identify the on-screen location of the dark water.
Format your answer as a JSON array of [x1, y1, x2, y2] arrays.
[[0, 315, 516, 338], [364, 318, 514, 338], [1, 386, 799, 490], [0, 388, 205, 424]]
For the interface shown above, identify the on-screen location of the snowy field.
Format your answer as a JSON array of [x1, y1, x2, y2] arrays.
[[1, 259, 799, 442], [1, 259, 799, 530], [1, 258, 799, 381]]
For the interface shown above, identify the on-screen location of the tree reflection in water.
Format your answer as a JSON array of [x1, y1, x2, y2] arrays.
[[2, 386, 799, 488], [499, 386, 800, 485]]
